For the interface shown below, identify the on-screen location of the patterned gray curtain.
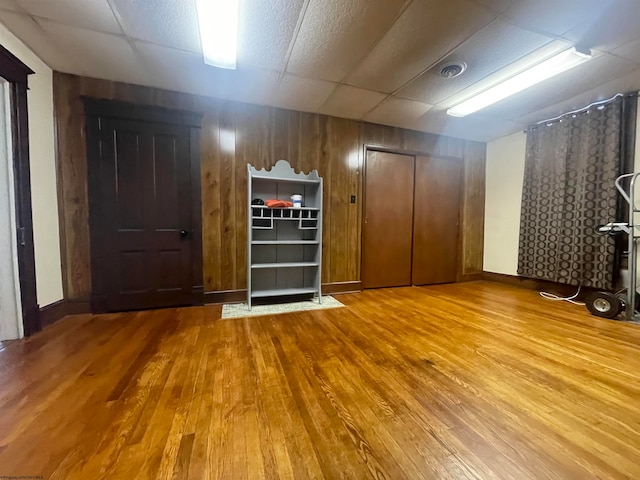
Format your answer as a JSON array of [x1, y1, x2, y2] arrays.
[[518, 96, 635, 290]]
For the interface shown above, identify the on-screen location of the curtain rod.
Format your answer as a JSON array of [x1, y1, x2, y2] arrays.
[[533, 92, 627, 127]]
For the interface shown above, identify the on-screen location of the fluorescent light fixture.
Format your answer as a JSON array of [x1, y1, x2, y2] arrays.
[[195, 0, 239, 69], [447, 47, 592, 117]]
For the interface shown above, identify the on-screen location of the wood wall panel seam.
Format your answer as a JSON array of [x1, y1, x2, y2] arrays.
[[461, 140, 486, 276], [202, 281, 363, 304], [53, 72, 486, 298]]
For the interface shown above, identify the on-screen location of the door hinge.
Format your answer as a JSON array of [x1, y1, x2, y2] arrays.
[[17, 227, 26, 246]]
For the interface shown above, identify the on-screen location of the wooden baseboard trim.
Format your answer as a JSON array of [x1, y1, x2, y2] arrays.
[[38, 299, 66, 328], [66, 299, 91, 316], [481, 271, 597, 299], [192, 286, 204, 306], [204, 289, 246, 305], [203, 281, 363, 305], [322, 281, 362, 295], [39, 298, 91, 328], [459, 272, 483, 282]]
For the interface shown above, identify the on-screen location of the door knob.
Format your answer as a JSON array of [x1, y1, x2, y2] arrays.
[[179, 229, 190, 238]]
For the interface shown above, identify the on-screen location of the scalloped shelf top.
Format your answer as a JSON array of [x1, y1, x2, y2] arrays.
[[248, 159, 321, 182]]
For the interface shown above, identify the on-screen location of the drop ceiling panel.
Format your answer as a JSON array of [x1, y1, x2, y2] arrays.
[[38, 19, 149, 85], [16, 0, 122, 33], [0, 11, 80, 72], [439, 40, 575, 110], [612, 39, 640, 65], [0, 0, 22, 11], [472, 0, 516, 13], [365, 98, 433, 129], [137, 41, 280, 105], [480, 53, 637, 120], [396, 19, 554, 105], [287, 0, 407, 83], [318, 85, 386, 119], [218, 68, 281, 106], [346, 0, 496, 93], [502, 0, 618, 37], [135, 41, 206, 92], [563, 0, 640, 53], [200, 66, 281, 106], [414, 108, 525, 142], [109, 0, 200, 52], [272, 74, 337, 112], [0, 0, 639, 143], [238, 0, 304, 71], [512, 68, 640, 130]]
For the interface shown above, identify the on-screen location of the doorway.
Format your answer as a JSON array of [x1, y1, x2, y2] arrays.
[[361, 150, 463, 289], [0, 79, 22, 340], [84, 100, 203, 313], [0, 45, 38, 337]]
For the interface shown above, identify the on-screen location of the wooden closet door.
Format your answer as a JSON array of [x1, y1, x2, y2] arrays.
[[361, 151, 415, 288], [412, 155, 462, 285]]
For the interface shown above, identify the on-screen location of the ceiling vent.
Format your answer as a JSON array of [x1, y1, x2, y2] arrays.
[[440, 63, 467, 78]]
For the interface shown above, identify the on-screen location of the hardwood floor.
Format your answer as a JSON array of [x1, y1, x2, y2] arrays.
[[0, 340, 16, 352], [1, 281, 640, 479]]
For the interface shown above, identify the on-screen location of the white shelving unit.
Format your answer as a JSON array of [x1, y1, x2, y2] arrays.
[[247, 160, 323, 308]]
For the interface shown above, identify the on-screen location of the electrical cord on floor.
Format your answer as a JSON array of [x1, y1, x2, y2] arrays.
[[539, 285, 585, 305]]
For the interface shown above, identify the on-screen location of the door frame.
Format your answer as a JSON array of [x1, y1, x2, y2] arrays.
[[0, 44, 38, 336], [360, 145, 465, 287], [82, 98, 204, 312], [360, 149, 416, 288]]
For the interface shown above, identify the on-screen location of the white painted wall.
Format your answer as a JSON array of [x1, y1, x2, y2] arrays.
[[0, 80, 23, 340], [635, 103, 640, 173], [484, 106, 640, 278], [0, 24, 63, 307], [483, 131, 527, 275]]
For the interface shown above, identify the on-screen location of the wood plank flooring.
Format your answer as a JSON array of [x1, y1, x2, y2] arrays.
[[1, 281, 640, 479], [0, 340, 16, 352]]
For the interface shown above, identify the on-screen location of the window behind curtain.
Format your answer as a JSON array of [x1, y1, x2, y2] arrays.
[[517, 95, 636, 290]]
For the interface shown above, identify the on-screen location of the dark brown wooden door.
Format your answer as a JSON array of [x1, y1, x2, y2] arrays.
[[412, 155, 462, 285], [90, 117, 194, 312], [361, 151, 415, 288]]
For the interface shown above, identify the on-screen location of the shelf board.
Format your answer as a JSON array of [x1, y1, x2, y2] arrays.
[[251, 218, 318, 222], [252, 175, 320, 184], [251, 262, 319, 269], [251, 287, 318, 298], [251, 240, 320, 245], [251, 206, 319, 211]]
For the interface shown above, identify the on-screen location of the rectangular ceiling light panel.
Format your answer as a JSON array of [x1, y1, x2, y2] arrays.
[[196, 0, 239, 69], [447, 47, 591, 117]]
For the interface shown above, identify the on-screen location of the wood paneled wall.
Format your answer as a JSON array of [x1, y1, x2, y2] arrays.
[[53, 72, 486, 300]]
